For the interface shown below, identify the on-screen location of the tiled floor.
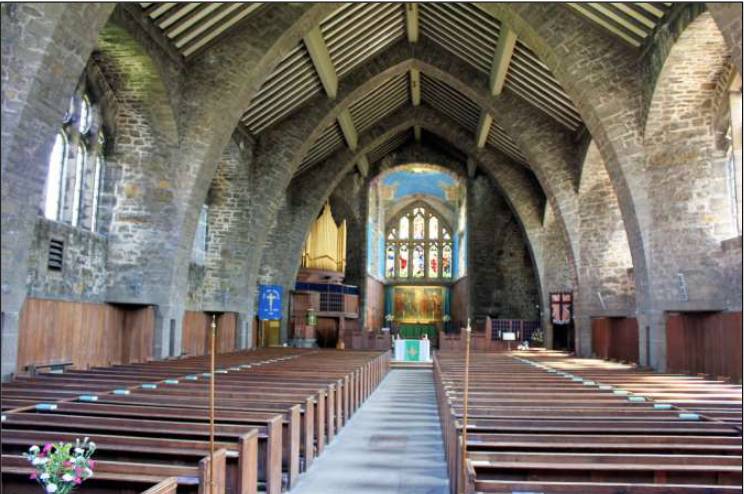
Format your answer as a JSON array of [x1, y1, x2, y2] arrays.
[[289, 369, 450, 494]]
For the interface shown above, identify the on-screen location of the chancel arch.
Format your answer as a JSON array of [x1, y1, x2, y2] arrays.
[[3, 5, 744, 493]]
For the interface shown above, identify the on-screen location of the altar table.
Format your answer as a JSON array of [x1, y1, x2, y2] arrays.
[[393, 339, 431, 362]]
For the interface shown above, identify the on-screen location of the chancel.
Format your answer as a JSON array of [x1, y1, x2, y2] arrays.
[[1, 2, 742, 494]]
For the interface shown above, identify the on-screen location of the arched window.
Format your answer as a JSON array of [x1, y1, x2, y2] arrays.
[[71, 143, 86, 226], [428, 216, 438, 239], [78, 95, 91, 134], [385, 203, 453, 280], [399, 216, 409, 239], [41, 91, 107, 232], [43, 132, 67, 221]]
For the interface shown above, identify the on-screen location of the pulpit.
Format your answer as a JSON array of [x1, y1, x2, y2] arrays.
[[393, 339, 431, 362]]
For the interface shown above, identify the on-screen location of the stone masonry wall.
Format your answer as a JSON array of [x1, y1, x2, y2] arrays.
[[26, 219, 108, 302], [468, 174, 539, 320]]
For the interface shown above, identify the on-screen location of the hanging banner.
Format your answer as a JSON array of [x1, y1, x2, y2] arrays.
[[258, 285, 283, 320], [550, 292, 572, 324]]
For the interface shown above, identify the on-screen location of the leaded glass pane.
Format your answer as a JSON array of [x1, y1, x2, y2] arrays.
[[385, 245, 396, 278], [413, 214, 425, 239], [399, 216, 409, 239], [429, 216, 438, 239], [399, 245, 409, 277], [442, 245, 452, 278], [413, 245, 425, 278], [44, 133, 67, 221], [429, 244, 439, 277]]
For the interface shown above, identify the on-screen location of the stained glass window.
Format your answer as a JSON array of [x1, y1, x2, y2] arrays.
[[399, 245, 409, 277], [429, 244, 438, 277], [413, 213, 425, 239], [385, 245, 396, 278], [399, 216, 409, 239], [413, 245, 425, 278], [385, 202, 453, 280], [429, 216, 438, 239], [442, 245, 452, 278]]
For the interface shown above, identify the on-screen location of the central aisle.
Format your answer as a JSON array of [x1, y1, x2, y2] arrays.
[[290, 369, 450, 494]]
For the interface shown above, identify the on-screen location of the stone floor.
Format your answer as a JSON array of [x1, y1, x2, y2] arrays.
[[290, 369, 450, 494]]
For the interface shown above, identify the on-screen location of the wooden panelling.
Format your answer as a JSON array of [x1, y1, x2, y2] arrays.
[[17, 298, 154, 372], [451, 276, 469, 329], [120, 306, 156, 364], [667, 312, 742, 382], [181, 311, 237, 357], [591, 317, 639, 364], [365, 276, 384, 330], [316, 317, 339, 348]]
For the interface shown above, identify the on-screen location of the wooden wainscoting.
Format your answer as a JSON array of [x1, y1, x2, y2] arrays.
[[591, 317, 639, 364], [17, 298, 154, 373], [666, 311, 742, 382], [181, 311, 237, 356]]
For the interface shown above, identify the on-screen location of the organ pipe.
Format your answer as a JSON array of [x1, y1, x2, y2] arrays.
[[302, 202, 347, 273]]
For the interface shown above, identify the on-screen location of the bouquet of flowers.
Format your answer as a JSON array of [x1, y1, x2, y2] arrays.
[[23, 437, 96, 493]]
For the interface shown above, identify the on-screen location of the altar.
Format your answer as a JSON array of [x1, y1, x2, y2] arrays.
[[393, 338, 431, 362]]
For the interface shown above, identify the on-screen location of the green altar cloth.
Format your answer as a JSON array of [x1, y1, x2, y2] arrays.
[[398, 324, 437, 342]]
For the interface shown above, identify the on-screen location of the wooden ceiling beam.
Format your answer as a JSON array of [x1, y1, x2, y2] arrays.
[[489, 23, 517, 95], [406, 3, 419, 43], [467, 157, 477, 178], [337, 109, 358, 151], [410, 68, 421, 106], [304, 26, 338, 99], [356, 155, 369, 177], [414, 125, 422, 142], [475, 111, 493, 148]]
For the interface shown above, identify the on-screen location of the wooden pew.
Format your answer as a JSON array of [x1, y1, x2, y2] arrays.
[[433, 351, 743, 494], [2, 429, 257, 494], [1, 348, 390, 494], [2, 449, 227, 493]]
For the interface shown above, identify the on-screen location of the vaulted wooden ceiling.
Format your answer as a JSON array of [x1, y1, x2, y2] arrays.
[[137, 2, 675, 175]]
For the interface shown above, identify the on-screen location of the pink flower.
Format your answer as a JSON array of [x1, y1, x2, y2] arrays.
[[74, 477, 82, 485], [29, 472, 38, 480], [42, 443, 53, 454], [88, 460, 95, 469]]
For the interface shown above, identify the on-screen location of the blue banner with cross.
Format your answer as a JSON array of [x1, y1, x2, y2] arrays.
[[258, 284, 283, 320]]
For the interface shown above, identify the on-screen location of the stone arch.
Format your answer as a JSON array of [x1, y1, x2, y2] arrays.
[[256, 107, 557, 341], [577, 141, 635, 312], [249, 40, 582, 305], [642, 11, 737, 368], [707, 3, 743, 76], [96, 5, 338, 358], [478, 4, 654, 325], [95, 16, 179, 146], [1, 4, 115, 379]]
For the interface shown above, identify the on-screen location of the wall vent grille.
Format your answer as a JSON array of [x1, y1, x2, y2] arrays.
[[48, 239, 64, 271]]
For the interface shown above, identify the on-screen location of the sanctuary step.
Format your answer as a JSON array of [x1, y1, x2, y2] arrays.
[[390, 360, 433, 369]]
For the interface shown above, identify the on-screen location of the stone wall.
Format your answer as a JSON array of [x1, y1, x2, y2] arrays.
[[26, 219, 108, 302], [468, 174, 540, 321], [2, 2, 742, 378]]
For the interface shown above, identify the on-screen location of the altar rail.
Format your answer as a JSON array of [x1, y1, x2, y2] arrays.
[[490, 318, 541, 342], [439, 318, 542, 352]]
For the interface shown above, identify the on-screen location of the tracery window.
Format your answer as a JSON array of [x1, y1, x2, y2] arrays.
[[385, 203, 453, 280], [42, 91, 107, 233]]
